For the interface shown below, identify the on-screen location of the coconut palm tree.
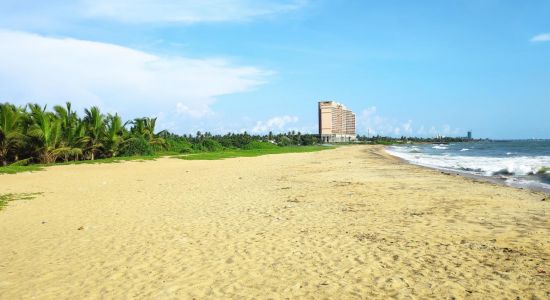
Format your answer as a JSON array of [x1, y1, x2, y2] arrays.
[[0, 101, 234, 167], [130, 117, 166, 148], [144, 117, 166, 148], [26, 104, 63, 164], [69, 122, 86, 161], [54, 102, 76, 137], [54, 102, 83, 162], [104, 113, 125, 157], [130, 117, 147, 139], [0, 103, 25, 166], [82, 106, 105, 160]]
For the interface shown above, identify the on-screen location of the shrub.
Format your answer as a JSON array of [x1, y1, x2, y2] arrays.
[[243, 141, 278, 150], [276, 136, 292, 147], [166, 138, 193, 153], [192, 138, 223, 152], [119, 137, 154, 156]]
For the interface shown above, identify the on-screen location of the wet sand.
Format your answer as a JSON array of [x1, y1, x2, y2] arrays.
[[0, 145, 548, 299]]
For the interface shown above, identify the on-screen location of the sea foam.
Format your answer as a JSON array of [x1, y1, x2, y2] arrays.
[[386, 145, 550, 191]]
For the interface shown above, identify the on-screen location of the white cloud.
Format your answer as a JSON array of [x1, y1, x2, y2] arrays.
[[176, 103, 214, 119], [0, 0, 307, 27], [531, 33, 550, 42], [0, 29, 268, 129], [84, 0, 306, 23], [401, 120, 413, 135], [0, 1, 308, 34], [83, 0, 307, 23], [362, 106, 377, 119], [359, 106, 396, 136], [359, 106, 462, 137], [251, 115, 299, 133]]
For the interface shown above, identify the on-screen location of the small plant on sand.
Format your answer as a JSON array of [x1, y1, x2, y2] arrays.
[[0, 164, 44, 174], [0, 192, 43, 211]]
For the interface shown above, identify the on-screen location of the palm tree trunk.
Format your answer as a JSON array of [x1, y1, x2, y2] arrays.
[[0, 149, 7, 166]]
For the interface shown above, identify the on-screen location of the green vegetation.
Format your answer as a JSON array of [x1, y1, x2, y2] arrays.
[[366, 139, 401, 145], [0, 155, 158, 174], [1, 101, 324, 173], [356, 135, 478, 144], [0, 192, 42, 210], [0, 165, 44, 174], [179, 145, 332, 160]]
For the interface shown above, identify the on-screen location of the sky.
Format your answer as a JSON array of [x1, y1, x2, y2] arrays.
[[0, 0, 549, 139]]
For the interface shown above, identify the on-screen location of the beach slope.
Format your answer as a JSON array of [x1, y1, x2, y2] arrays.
[[0, 146, 548, 298]]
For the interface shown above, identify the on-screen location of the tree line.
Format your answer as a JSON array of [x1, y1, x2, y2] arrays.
[[0, 102, 320, 166], [356, 134, 477, 145]]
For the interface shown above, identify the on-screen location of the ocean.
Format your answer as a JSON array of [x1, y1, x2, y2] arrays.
[[386, 140, 550, 193]]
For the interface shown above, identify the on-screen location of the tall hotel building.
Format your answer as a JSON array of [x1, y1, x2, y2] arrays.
[[318, 101, 357, 143]]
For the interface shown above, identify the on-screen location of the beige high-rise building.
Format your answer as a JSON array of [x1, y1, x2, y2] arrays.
[[318, 101, 357, 143]]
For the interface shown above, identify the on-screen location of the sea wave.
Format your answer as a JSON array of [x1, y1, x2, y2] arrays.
[[387, 141, 550, 193], [386, 146, 550, 191]]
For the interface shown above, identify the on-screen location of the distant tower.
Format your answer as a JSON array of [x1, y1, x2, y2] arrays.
[[467, 131, 472, 140]]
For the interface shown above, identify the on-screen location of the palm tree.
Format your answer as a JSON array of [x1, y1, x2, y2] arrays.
[[104, 113, 124, 157], [0, 103, 25, 166], [69, 122, 86, 161], [0, 101, 213, 166], [54, 102, 76, 137], [130, 118, 147, 139], [82, 106, 105, 160], [26, 104, 63, 164], [130, 117, 166, 148], [144, 117, 166, 148], [54, 102, 83, 162]]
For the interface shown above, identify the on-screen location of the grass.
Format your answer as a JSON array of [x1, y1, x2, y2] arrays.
[[0, 192, 43, 211], [0, 146, 335, 173], [56, 155, 159, 166], [0, 155, 159, 174], [0, 165, 45, 174], [177, 145, 334, 160]]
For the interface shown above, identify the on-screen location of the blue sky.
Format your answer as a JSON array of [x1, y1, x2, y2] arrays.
[[0, 0, 549, 139]]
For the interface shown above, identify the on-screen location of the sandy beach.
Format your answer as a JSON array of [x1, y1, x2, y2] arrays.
[[0, 145, 548, 299]]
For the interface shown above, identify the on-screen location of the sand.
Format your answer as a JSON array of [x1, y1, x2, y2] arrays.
[[0, 145, 548, 299]]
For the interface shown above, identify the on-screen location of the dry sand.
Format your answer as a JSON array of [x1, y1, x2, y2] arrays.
[[0, 145, 549, 299]]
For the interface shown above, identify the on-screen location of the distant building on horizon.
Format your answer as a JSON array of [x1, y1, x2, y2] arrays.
[[467, 131, 472, 140], [318, 101, 357, 143]]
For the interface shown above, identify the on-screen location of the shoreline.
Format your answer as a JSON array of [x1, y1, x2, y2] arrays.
[[1, 145, 549, 298], [383, 146, 550, 195]]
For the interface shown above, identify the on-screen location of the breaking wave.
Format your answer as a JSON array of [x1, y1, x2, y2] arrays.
[[387, 144, 550, 192]]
